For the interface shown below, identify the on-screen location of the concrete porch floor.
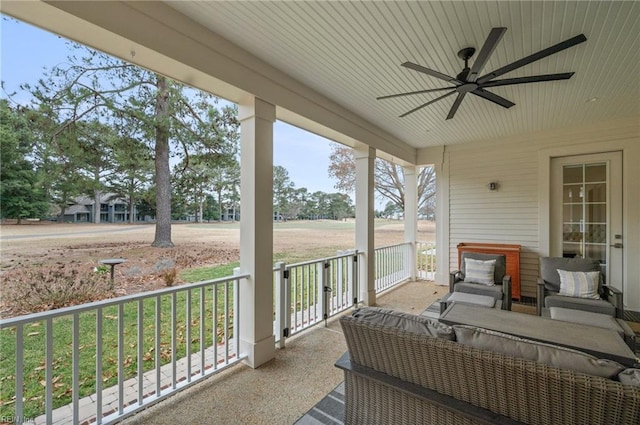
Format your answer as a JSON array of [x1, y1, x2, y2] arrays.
[[122, 280, 449, 424], [119, 280, 639, 424]]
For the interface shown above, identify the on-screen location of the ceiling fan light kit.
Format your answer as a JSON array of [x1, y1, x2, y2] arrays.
[[378, 27, 587, 120]]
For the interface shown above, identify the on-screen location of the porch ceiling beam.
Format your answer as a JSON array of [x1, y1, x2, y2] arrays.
[[2, 0, 416, 164]]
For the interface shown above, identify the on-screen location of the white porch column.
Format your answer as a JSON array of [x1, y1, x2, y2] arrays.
[[238, 97, 276, 368], [434, 152, 450, 286], [403, 165, 418, 281], [355, 145, 376, 305]]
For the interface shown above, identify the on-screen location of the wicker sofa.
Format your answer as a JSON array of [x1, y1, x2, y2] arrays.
[[337, 307, 640, 425]]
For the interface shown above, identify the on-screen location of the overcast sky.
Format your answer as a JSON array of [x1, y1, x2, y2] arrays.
[[0, 16, 341, 195]]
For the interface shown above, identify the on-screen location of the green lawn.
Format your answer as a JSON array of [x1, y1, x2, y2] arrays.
[[0, 242, 414, 419], [0, 249, 355, 419], [0, 280, 235, 419]]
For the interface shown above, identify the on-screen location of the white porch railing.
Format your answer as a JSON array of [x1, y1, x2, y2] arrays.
[[2, 241, 436, 424], [274, 242, 437, 346], [417, 241, 437, 281], [0, 272, 246, 425], [273, 250, 358, 346], [374, 242, 413, 293]]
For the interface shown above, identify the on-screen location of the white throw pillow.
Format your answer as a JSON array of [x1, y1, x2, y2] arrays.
[[463, 258, 496, 286], [557, 269, 600, 299]]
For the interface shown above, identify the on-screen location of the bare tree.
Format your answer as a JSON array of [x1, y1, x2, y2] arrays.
[[328, 143, 436, 215]]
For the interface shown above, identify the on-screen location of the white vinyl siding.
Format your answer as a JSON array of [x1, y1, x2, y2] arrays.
[[445, 116, 639, 300]]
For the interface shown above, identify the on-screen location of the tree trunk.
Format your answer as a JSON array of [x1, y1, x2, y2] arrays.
[[93, 189, 101, 223], [151, 75, 174, 247], [128, 177, 135, 224], [198, 201, 203, 223], [59, 203, 67, 222]]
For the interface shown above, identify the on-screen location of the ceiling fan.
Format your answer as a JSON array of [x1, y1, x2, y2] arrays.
[[377, 28, 587, 120]]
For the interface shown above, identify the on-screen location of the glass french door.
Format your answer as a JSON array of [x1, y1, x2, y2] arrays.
[[551, 152, 622, 287]]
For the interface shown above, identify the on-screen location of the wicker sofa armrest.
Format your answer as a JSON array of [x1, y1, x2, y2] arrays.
[[602, 285, 624, 319], [335, 352, 524, 425]]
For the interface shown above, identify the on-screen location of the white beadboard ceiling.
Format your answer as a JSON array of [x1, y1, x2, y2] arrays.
[[166, 0, 640, 149]]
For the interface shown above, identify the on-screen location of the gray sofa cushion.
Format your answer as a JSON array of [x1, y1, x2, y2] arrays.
[[540, 257, 601, 292], [351, 307, 455, 340], [545, 294, 616, 316], [460, 252, 506, 284], [453, 325, 625, 378]]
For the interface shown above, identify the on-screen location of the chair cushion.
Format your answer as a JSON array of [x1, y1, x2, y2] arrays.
[[545, 294, 616, 316], [460, 252, 506, 284], [351, 307, 455, 340], [453, 325, 625, 378], [463, 258, 496, 285], [454, 282, 503, 301], [540, 257, 601, 292], [445, 292, 496, 308], [557, 270, 600, 299]]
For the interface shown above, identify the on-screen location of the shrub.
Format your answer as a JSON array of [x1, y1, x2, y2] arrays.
[[2, 264, 117, 316], [161, 267, 178, 287]]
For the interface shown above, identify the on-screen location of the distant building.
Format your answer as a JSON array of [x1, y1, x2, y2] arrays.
[[222, 208, 240, 222], [63, 194, 136, 223]]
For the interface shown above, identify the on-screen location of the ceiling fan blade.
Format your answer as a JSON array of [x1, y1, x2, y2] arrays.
[[377, 86, 456, 100], [446, 92, 467, 120], [401, 62, 463, 85], [471, 88, 515, 108], [468, 27, 507, 82], [482, 72, 575, 88], [399, 90, 457, 117], [477, 34, 587, 84]]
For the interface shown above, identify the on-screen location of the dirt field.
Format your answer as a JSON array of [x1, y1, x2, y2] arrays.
[[0, 220, 435, 316]]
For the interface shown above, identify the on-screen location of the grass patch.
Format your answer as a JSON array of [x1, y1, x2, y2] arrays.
[[180, 262, 240, 283], [178, 249, 349, 283], [1, 248, 363, 419]]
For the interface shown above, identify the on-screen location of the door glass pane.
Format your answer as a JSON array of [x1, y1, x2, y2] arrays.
[[586, 244, 606, 267], [585, 164, 606, 182], [563, 184, 582, 202], [585, 203, 606, 224], [563, 165, 583, 184], [585, 183, 606, 202], [562, 162, 607, 266]]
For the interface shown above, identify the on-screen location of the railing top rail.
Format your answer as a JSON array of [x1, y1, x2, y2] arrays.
[[285, 250, 358, 269], [0, 272, 249, 328], [374, 242, 413, 251]]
